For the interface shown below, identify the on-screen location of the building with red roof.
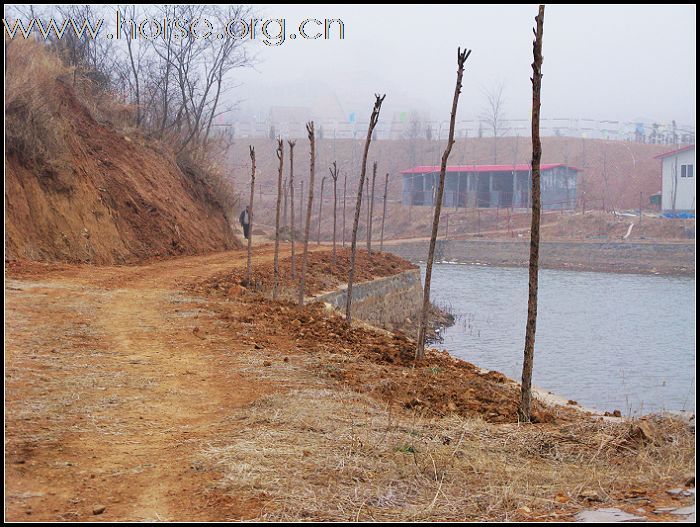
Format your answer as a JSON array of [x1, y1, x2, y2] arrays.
[[400, 163, 580, 210]]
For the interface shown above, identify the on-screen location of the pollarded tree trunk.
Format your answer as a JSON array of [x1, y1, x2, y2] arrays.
[[317, 176, 326, 245], [365, 170, 371, 247], [246, 146, 256, 286], [367, 161, 378, 255], [346, 94, 386, 325], [416, 47, 472, 360], [283, 177, 288, 228], [329, 162, 339, 263], [342, 171, 348, 246], [288, 140, 297, 278], [273, 139, 284, 300], [298, 122, 316, 305], [518, 4, 545, 423], [380, 172, 389, 252]]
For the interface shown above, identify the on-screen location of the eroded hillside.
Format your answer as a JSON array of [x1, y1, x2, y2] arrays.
[[5, 40, 240, 264]]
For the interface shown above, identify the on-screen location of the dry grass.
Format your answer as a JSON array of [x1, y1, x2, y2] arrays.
[[4, 38, 69, 168], [199, 385, 694, 521], [176, 141, 240, 222]]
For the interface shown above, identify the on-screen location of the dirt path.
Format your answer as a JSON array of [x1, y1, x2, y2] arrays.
[[5, 246, 302, 521]]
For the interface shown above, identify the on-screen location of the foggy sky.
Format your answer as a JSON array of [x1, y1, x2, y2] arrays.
[[232, 4, 696, 126]]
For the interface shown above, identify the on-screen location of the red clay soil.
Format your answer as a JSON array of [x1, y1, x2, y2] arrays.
[[5, 79, 240, 265], [210, 293, 557, 424], [192, 247, 416, 298], [185, 247, 555, 423]]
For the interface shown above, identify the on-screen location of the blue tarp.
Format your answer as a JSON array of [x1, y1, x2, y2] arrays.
[[661, 212, 695, 219]]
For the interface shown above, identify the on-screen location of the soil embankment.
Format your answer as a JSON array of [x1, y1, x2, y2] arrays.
[[5, 43, 240, 265]]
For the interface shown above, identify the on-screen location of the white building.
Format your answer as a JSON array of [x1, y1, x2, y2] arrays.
[[655, 145, 695, 212]]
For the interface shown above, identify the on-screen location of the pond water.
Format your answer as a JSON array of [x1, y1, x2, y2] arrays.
[[425, 263, 695, 415]]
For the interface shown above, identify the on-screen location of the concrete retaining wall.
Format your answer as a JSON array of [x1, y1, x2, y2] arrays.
[[313, 269, 423, 330], [384, 239, 694, 276]]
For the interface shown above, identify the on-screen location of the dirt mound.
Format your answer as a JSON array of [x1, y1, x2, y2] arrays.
[[216, 296, 556, 423], [193, 247, 416, 299], [5, 43, 240, 264]]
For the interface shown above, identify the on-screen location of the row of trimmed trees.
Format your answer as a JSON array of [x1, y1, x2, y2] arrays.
[[244, 109, 390, 308], [244, 4, 546, 423]]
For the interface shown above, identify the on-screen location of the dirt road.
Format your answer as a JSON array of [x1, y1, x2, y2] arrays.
[[5, 248, 293, 521]]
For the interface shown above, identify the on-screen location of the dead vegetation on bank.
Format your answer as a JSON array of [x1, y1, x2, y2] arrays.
[[199, 387, 694, 521], [194, 276, 694, 521]]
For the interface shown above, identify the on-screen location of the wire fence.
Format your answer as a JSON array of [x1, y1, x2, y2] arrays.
[[223, 117, 695, 144]]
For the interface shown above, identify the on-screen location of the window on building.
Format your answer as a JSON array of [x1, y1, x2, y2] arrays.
[[680, 164, 694, 178]]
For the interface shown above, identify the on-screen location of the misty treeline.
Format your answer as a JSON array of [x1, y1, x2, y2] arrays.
[[6, 4, 253, 156]]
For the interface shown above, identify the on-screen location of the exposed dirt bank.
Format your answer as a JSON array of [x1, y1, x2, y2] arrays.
[[5, 41, 240, 265]]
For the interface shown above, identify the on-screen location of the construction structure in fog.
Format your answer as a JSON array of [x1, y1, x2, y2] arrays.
[[400, 164, 579, 209]]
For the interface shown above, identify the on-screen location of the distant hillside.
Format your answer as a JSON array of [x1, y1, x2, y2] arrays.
[[5, 41, 241, 264]]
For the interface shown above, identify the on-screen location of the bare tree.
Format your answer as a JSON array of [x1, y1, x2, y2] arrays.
[[367, 161, 378, 254], [380, 172, 389, 252], [283, 177, 288, 228], [346, 94, 386, 325], [365, 170, 371, 245], [246, 146, 256, 286], [417, 47, 472, 360], [329, 162, 340, 263], [317, 176, 327, 245], [288, 140, 297, 278], [7, 5, 254, 154], [119, 5, 144, 127], [298, 122, 316, 305], [481, 82, 508, 164], [273, 139, 284, 300], [342, 170, 348, 247], [518, 5, 545, 423]]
